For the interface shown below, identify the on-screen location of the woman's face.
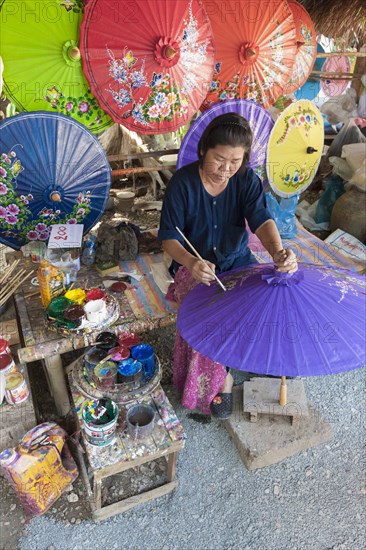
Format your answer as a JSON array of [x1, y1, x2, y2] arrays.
[[202, 144, 245, 185]]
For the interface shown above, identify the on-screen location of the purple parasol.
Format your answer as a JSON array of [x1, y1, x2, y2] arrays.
[[177, 99, 274, 187], [177, 264, 366, 377]]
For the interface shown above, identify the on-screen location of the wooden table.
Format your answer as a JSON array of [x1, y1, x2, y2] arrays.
[[68, 360, 185, 521], [7, 252, 177, 416]]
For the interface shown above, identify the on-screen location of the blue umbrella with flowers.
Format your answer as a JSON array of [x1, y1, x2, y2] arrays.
[[0, 112, 110, 250]]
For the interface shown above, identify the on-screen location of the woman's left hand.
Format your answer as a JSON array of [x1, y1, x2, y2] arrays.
[[273, 248, 298, 273]]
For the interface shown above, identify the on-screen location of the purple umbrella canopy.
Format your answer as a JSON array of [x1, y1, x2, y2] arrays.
[[177, 264, 366, 377], [177, 99, 274, 186]]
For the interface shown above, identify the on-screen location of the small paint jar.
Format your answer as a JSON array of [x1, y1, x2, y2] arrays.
[[131, 344, 155, 377], [0, 339, 11, 356], [64, 304, 85, 323], [64, 288, 86, 305], [118, 332, 140, 348], [93, 361, 117, 389], [109, 282, 127, 293], [46, 296, 73, 319], [95, 332, 118, 350], [0, 354, 17, 376], [5, 372, 29, 404], [84, 299, 107, 324], [117, 358, 142, 384], [85, 288, 106, 302], [109, 346, 130, 362], [126, 404, 155, 439]]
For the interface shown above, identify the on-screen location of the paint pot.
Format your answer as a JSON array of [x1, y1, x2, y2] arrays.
[[93, 360, 117, 389], [85, 288, 106, 301], [82, 398, 119, 447], [118, 332, 140, 348], [64, 304, 85, 323], [126, 404, 155, 439], [109, 346, 130, 362], [46, 296, 73, 319], [64, 288, 86, 305], [0, 339, 11, 356], [131, 344, 155, 377], [95, 331, 118, 350], [84, 299, 107, 324], [117, 358, 143, 385], [84, 347, 109, 380], [5, 372, 29, 405], [0, 354, 17, 376]]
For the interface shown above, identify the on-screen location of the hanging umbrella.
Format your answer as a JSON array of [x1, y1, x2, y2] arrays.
[[200, 0, 297, 110], [80, 0, 215, 134], [294, 43, 325, 101], [320, 55, 351, 97], [177, 263, 366, 378], [0, 112, 111, 250], [177, 99, 274, 185], [266, 100, 324, 198], [285, 0, 317, 94], [0, 0, 112, 134]]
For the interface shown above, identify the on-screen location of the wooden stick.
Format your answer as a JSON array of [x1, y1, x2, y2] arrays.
[[0, 268, 28, 299], [279, 376, 287, 407], [316, 52, 366, 58], [0, 271, 34, 305], [175, 226, 227, 292], [310, 71, 362, 77], [0, 259, 20, 285]]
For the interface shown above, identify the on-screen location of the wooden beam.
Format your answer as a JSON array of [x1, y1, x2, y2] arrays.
[[108, 149, 179, 162]]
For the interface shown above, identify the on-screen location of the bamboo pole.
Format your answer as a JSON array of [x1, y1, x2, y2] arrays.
[[316, 52, 366, 58], [279, 376, 287, 406], [0, 259, 20, 285], [0, 271, 34, 306]]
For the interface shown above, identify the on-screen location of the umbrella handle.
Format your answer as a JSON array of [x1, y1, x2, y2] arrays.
[[279, 376, 287, 406]]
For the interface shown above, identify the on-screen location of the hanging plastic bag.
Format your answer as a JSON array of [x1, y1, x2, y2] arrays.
[[315, 175, 345, 224], [327, 118, 366, 158], [266, 192, 299, 239], [321, 89, 358, 126]]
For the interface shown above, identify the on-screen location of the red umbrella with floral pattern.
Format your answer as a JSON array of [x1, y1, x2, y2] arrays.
[[285, 0, 317, 94], [80, 0, 215, 134], [201, 0, 297, 110]]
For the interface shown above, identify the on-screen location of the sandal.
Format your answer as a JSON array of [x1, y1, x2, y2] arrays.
[[210, 392, 233, 420]]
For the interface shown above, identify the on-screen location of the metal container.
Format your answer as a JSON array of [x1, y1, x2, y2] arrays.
[[126, 403, 155, 439]]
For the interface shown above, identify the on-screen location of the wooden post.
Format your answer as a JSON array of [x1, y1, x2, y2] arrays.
[[44, 355, 70, 416], [279, 376, 287, 407]]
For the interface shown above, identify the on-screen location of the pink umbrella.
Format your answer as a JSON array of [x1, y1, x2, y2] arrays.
[[321, 55, 351, 97]]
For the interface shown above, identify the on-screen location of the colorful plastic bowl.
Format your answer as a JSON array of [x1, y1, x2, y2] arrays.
[[118, 332, 140, 348], [109, 346, 130, 362], [96, 332, 118, 350], [46, 296, 73, 319]]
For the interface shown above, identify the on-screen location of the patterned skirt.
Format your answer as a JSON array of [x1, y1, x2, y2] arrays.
[[166, 267, 227, 414]]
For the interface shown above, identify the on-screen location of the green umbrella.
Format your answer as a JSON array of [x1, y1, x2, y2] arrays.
[[0, 0, 112, 134]]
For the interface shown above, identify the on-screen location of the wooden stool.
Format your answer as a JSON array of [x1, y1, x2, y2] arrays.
[[69, 376, 185, 521]]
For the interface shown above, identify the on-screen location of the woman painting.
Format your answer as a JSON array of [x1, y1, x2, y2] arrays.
[[158, 113, 297, 419]]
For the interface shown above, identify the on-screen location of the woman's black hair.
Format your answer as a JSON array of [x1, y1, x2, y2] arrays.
[[197, 113, 252, 173]]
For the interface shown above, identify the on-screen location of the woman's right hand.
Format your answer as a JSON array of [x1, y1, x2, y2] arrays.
[[189, 257, 216, 286]]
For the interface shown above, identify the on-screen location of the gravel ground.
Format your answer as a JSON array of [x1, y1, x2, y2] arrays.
[[16, 359, 366, 550]]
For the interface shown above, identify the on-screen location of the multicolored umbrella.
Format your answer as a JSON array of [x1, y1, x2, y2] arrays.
[[266, 100, 324, 198], [285, 0, 317, 94], [177, 99, 273, 186], [201, 0, 297, 110], [0, 112, 111, 250], [0, 0, 112, 134], [294, 44, 325, 101], [80, 0, 215, 134], [177, 263, 366, 377], [321, 55, 351, 97]]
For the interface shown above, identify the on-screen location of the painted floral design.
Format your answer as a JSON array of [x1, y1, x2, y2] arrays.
[[318, 268, 366, 303], [204, 30, 289, 108], [106, 2, 211, 127], [0, 151, 92, 245], [288, 23, 315, 87], [276, 106, 320, 145], [57, 0, 84, 12], [44, 87, 108, 130]]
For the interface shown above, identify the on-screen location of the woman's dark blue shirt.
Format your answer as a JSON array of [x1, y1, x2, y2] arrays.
[[158, 162, 273, 275]]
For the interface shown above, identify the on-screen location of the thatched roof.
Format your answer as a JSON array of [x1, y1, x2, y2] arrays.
[[300, 0, 366, 45]]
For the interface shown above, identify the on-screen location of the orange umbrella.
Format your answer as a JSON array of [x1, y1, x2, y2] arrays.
[[285, 0, 317, 94], [201, 0, 297, 110]]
